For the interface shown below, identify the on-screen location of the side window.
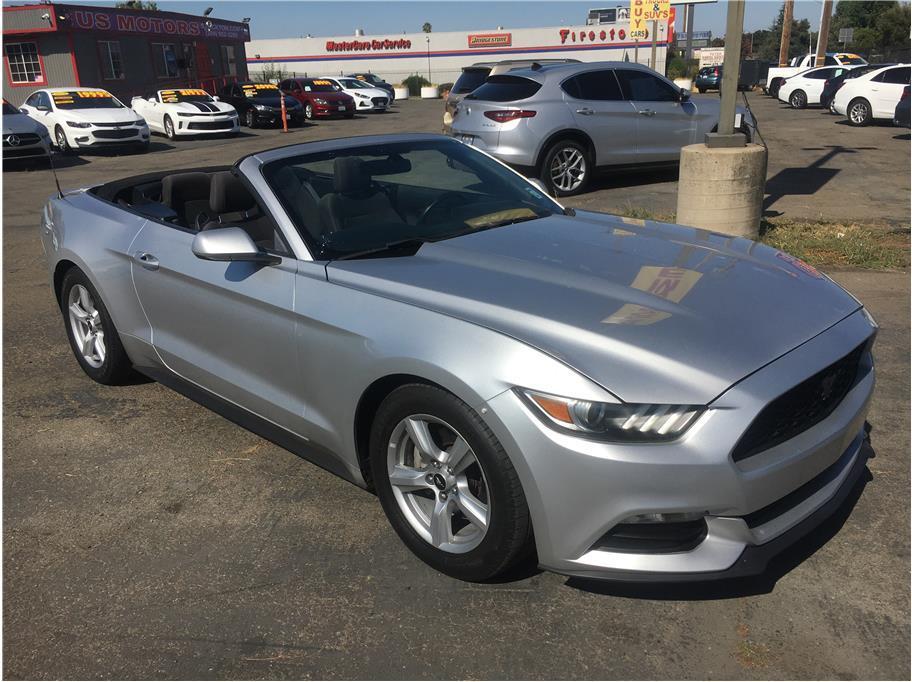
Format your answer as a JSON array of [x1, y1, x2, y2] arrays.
[[882, 67, 911, 84], [562, 71, 623, 101], [807, 69, 832, 80], [616, 70, 679, 102], [24, 92, 41, 107], [39, 92, 52, 109], [824, 56, 838, 65], [871, 70, 888, 83]]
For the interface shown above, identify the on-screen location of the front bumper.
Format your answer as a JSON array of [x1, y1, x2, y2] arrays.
[[313, 103, 354, 117], [177, 116, 239, 135], [483, 309, 875, 581], [252, 109, 304, 125], [3, 138, 50, 159], [68, 125, 149, 147]]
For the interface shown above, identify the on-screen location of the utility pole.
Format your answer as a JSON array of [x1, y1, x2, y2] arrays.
[[684, 3, 695, 61], [715, 0, 746, 139], [650, 20, 658, 70], [778, 0, 794, 66], [815, 0, 834, 65]]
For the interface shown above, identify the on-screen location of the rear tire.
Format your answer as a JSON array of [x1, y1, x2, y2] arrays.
[[847, 98, 872, 126], [539, 138, 591, 197], [698, 87, 706, 94], [59, 268, 135, 385], [370, 384, 534, 582], [789, 89, 807, 109]]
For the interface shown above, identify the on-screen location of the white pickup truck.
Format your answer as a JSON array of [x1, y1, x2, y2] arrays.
[[764, 52, 867, 97]]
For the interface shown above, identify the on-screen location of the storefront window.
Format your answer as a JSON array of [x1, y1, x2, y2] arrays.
[[99, 41, 124, 80], [5, 42, 43, 84], [152, 43, 179, 78], [220, 45, 237, 76]]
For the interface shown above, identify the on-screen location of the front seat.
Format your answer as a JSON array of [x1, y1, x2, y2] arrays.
[[205, 171, 284, 252], [318, 156, 404, 233], [161, 172, 212, 229]]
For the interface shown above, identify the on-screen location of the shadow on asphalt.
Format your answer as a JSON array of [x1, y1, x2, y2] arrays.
[[590, 165, 679, 191], [564, 459, 874, 601], [893, 132, 911, 140]]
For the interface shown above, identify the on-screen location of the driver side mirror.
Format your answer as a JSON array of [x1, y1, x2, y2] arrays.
[[679, 88, 691, 102], [191, 227, 279, 265], [212, 95, 220, 102], [35, 104, 51, 112]]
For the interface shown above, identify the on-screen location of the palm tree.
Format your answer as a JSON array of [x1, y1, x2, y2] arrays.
[[422, 22, 432, 33], [115, 1, 159, 8]]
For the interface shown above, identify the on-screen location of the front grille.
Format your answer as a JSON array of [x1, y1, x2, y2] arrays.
[[3, 147, 46, 158], [90, 121, 135, 127], [371, 97, 388, 106], [4, 133, 41, 146], [92, 128, 136, 140], [731, 341, 869, 462], [187, 120, 234, 130]]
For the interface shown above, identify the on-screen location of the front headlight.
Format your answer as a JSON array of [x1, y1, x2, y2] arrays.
[[254, 104, 269, 111], [518, 389, 704, 442], [66, 120, 92, 128], [314, 98, 328, 105], [134, 117, 146, 125], [354, 92, 370, 99]]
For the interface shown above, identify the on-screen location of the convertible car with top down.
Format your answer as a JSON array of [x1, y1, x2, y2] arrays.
[[40, 134, 876, 582]]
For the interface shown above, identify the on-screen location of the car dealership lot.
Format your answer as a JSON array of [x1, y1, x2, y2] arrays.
[[4, 97, 910, 679]]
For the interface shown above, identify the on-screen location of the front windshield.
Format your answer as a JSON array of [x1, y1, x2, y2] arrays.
[[338, 78, 371, 89], [52, 90, 123, 110], [263, 139, 562, 260], [160, 88, 214, 103], [304, 80, 339, 92], [241, 83, 280, 99], [3, 101, 18, 115]]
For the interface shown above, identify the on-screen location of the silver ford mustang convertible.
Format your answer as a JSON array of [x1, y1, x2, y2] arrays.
[[41, 134, 876, 582]]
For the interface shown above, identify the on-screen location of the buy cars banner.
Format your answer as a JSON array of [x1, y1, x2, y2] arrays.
[[630, 0, 671, 40]]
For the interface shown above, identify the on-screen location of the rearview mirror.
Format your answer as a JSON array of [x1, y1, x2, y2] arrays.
[[191, 227, 279, 264]]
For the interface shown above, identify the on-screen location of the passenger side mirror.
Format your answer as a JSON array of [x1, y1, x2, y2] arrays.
[[679, 88, 691, 102], [191, 227, 279, 265], [36, 104, 51, 112], [212, 96, 220, 102]]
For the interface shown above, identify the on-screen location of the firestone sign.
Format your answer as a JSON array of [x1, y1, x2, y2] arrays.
[[559, 27, 632, 44], [325, 38, 413, 52], [59, 8, 249, 40]]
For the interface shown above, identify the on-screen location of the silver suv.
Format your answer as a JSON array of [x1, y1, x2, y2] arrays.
[[448, 61, 753, 196]]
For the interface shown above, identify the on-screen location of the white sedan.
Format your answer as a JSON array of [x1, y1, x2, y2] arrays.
[[131, 88, 239, 140], [833, 64, 911, 126], [778, 65, 855, 109], [321, 77, 390, 112], [20, 87, 149, 153]]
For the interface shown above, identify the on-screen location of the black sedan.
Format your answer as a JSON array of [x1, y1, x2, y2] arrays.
[[218, 82, 305, 128], [894, 86, 910, 127]]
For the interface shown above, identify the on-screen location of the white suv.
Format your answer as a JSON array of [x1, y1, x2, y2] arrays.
[[833, 64, 911, 126]]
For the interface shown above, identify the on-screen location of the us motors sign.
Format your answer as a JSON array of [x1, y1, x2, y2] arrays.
[[59, 9, 249, 40]]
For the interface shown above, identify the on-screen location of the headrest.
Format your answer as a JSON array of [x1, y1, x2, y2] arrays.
[[333, 156, 371, 194], [209, 171, 256, 214], [162, 172, 211, 206]]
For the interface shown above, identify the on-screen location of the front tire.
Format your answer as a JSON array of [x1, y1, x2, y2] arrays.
[[59, 268, 134, 385], [848, 98, 872, 126], [304, 103, 314, 119], [370, 384, 534, 582], [164, 115, 176, 140], [54, 125, 71, 154], [698, 87, 707, 94], [539, 139, 591, 197], [789, 89, 807, 109], [245, 109, 257, 128]]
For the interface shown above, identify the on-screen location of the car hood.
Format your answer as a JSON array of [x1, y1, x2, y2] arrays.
[[345, 87, 388, 98], [249, 96, 300, 108], [168, 100, 235, 114], [308, 92, 353, 103], [3, 112, 43, 134], [63, 108, 138, 124], [326, 211, 861, 405]]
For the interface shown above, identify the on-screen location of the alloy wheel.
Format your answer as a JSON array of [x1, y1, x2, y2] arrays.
[[55, 126, 69, 152], [550, 147, 586, 192], [67, 284, 105, 368], [387, 414, 490, 554], [246, 110, 255, 127], [850, 101, 869, 124], [790, 91, 806, 108], [305, 103, 313, 119], [164, 117, 175, 139]]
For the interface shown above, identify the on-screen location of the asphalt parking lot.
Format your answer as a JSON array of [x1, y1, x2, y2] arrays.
[[4, 95, 910, 679]]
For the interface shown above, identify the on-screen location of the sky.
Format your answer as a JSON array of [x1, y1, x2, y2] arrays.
[[16, 0, 836, 39]]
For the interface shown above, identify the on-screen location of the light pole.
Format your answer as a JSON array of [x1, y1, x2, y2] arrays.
[[426, 36, 431, 82]]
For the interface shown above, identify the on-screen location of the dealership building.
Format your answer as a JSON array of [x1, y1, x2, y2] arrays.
[[246, 17, 674, 87], [2, 2, 251, 105]]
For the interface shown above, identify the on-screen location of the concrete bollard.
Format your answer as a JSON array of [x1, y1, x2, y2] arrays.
[[675, 143, 768, 239]]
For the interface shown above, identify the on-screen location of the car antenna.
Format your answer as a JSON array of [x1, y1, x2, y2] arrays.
[[46, 146, 63, 199], [530, 62, 542, 70]]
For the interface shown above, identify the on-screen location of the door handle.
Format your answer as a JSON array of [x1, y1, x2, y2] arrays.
[[638, 109, 657, 116], [134, 252, 160, 271], [576, 107, 595, 115]]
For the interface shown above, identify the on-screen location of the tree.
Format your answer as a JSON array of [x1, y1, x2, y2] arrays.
[[115, 1, 159, 9], [828, 0, 911, 62], [710, 37, 725, 47], [751, 3, 812, 63], [422, 22, 432, 33]]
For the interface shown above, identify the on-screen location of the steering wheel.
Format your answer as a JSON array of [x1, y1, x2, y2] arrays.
[[416, 192, 465, 225]]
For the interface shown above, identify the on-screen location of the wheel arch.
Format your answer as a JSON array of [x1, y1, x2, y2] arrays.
[[535, 128, 597, 170]]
